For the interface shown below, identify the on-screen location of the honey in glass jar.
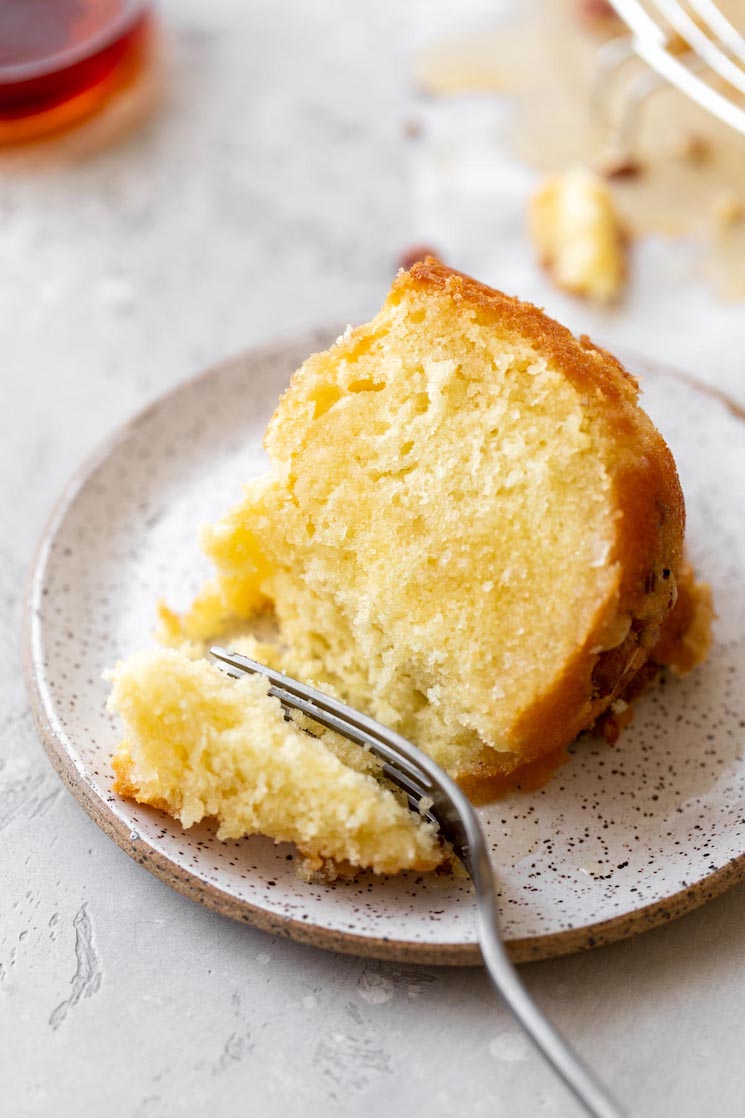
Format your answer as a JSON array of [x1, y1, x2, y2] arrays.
[[0, 0, 154, 142]]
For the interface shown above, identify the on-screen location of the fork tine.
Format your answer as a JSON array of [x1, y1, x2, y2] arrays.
[[609, 0, 745, 136], [616, 62, 668, 146], [687, 0, 745, 65], [210, 646, 434, 793], [590, 35, 638, 126], [616, 48, 709, 146], [611, 0, 669, 45], [272, 692, 432, 804], [638, 35, 745, 133], [650, 0, 745, 95]]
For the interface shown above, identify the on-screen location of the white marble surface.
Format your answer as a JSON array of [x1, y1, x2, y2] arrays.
[[3, 1, 745, 1115]]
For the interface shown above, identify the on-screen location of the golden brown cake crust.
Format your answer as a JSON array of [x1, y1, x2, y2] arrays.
[[403, 259, 640, 408], [650, 560, 714, 675], [112, 750, 176, 815], [404, 260, 686, 792]]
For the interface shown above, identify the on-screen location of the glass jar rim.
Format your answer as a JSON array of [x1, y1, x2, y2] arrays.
[[0, 0, 152, 85]]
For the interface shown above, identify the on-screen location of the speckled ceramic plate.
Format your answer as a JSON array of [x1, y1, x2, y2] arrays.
[[24, 328, 745, 965]]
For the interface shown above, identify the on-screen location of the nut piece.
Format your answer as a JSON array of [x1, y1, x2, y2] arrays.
[[575, 0, 622, 30], [529, 167, 627, 304], [674, 129, 711, 165], [711, 190, 744, 228], [398, 244, 441, 271], [402, 117, 423, 140], [594, 148, 642, 180]]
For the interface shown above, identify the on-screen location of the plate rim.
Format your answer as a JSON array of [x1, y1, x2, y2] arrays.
[[22, 332, 745, 966]]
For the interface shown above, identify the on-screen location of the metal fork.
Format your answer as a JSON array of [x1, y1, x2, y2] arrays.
[[606, 0, 745, 136], [210, 646, 627, 1118]]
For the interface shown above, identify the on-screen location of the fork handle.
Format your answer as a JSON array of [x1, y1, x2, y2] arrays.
[[209, 645, 628, 1114], [469, 840, 629, 1118]]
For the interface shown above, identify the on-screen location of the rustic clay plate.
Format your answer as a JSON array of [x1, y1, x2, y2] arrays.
[[24, 327, 745, 965]]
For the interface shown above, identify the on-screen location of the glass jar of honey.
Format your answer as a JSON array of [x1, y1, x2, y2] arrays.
[[0, 0, 154, 143]]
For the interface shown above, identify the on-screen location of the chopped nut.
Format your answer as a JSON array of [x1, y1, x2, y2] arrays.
[[402, 117, 423, 140], [575, 0, 621, 29], [398, 245, 441, 271], [674, 129, 710, 165], [594, 148, 642, 180], [711, 190, 744, 228]]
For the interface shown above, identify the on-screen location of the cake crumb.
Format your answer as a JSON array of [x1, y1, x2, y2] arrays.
[[529, 168, 627, 303], [711, 191, 744, 229]]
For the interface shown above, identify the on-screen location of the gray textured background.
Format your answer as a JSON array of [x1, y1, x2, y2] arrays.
[[4, 2, 745, 1115]]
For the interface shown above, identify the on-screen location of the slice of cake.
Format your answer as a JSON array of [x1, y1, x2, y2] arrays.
[[108, 259, 710, 871], [109, 649, 442, 877]]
